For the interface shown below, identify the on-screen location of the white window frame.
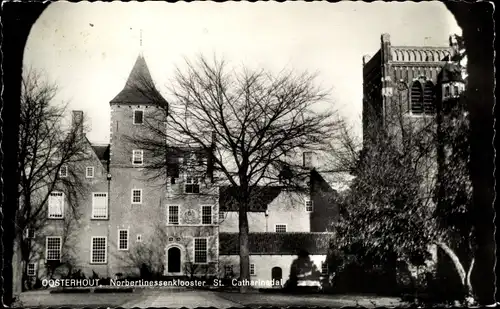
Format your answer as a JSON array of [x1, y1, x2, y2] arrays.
[[136, 234, 143, 242], [48, 192, 64, 219], [305, 199, 313, 212], [86, 166, 95, 178], [27, 263, 37, 276], [193, 237, 208, 264], [133, 109, 144, 125], [90, 236, 107, 264], [59, 165, 68, 178], [132, 150, 144, 166], [45, 236, 62, 261], [250, 263, 256, 276], [131, 189, 142, 204], [167, 205, 180, 225], [25, 228, 35, 239], [91, 192, 108, 219], [184, 175, 200, 194], [275, 224, 287, 233], [118, 229, 129, 251], [201, 205, 212, 225]]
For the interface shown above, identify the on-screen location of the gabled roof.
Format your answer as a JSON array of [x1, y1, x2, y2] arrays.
[[219, 232, 333, 255], [110, 54, 167, 106], [219, 186, 283, 212], [91, 144, 110, 163]]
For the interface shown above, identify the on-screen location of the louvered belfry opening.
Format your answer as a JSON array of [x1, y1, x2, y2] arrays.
[[423, 81, 435, 114], [410, 81, 424, 114]]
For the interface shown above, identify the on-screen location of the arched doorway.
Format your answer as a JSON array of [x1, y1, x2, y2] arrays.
[[271, 266, 282, 286], [167, 247, 181, 273]]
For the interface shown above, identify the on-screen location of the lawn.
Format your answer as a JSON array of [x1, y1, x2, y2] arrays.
[[16, 289, 146, 308], [217, 291, 405, 308]]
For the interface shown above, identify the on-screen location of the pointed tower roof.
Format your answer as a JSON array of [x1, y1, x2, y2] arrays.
[[110, 54, 167, 106]]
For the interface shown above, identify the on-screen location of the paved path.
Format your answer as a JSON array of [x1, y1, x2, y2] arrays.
[[122, 289, 243, 308]]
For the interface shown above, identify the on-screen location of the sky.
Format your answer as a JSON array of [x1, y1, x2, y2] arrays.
[[24, 1, 462, 144]]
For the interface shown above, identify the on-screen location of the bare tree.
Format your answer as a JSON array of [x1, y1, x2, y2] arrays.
[[15, 68, 90, 292], [127, 55, 341, 291]]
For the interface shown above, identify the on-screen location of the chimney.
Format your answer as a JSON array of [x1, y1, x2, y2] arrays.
[[72, 110, 84, 139], [303, 152, 314, 169]]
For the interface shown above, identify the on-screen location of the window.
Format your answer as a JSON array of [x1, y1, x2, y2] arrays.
[[168, 206, 179, 225], [91, 236, 107, 264], [59, 165, 68, 178], [410, 81, 424, 114], [224, 265, 233, 277], [25, 228, 35, 239], [185, 176, 200, 194], [86, 166, 94, 178], [250, 263, 256, 276], [321, 262, 328, 275], [453, 85, 459, 97], [48, 192, 64, 219], [423, 81, 435, 114], [118, 229, 129, 251], [27, 263, 36, 276], [219, 211, 225, 221], [194, 238, 208, 264], [133, 110, 144, 124], [275, 224, 287, 233], [444, 84, 451, 98], [201, 206, 212, 225], [136, 234, 142, 242], [46, 237, 62, 261], [92, 193, 108, 219], [305, 199, 313, 212], [131, 189, 142, 204], [132, 150, 144, 165]]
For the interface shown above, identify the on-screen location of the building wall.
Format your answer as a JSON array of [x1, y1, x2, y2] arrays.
[[220, 191, 311, 233], [219, 254, 326, 288]]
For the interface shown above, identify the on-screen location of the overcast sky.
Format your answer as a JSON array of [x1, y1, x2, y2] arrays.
[[24, 1, 461, 144]]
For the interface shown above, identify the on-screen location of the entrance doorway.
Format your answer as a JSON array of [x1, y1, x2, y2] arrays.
[[271, 266, 282, 286], [167, 247, 181, 273]]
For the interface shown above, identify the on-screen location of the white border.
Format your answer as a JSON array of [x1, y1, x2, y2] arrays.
[[132, 149, 144, 166], [167, 205, 180, 225], [193, 237, 209, 265], [133, 109, 144, 125], [48, 192, 65, 219], [200, 205, 213, 225], [86, 166, 95, 178]]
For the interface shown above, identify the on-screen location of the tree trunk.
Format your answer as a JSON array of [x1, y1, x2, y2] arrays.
[[445, 3, 496, 306], [238, 204, 250, 293], [12, 236, 23, 299], [436, 241, 473, 297]]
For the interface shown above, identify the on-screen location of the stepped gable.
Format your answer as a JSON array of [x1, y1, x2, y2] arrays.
[[110, 54, 167, 106]]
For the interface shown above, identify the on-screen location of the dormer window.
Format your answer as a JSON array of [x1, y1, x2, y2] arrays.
[[133, 110, 144, 125], [443, 84, 451, 99]]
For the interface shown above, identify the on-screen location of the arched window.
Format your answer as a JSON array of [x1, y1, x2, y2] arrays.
[[410, 81, 424, 114], [423, 81, 435, 114]]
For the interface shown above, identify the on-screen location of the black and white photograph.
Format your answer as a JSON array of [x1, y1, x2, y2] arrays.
[[0, 1, 496, 308]]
